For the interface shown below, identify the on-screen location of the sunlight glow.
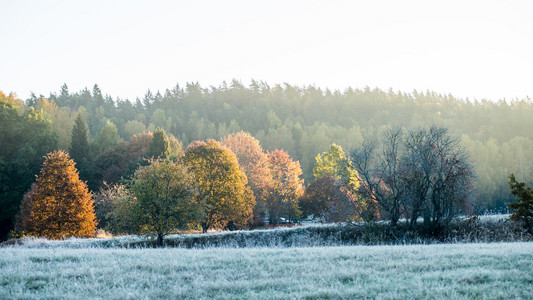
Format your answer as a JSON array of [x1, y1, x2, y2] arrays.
[[1, 0, 532, 102]]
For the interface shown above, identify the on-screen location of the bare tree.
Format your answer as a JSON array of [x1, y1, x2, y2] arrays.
[[351, 127, 406, 226], [351, 126, 475, 233]]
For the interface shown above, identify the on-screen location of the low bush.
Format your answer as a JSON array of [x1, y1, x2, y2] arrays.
[[2, 215, 531, 249]]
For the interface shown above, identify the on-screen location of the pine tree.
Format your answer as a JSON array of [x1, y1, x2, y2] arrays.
[[15, 151, 97, 239], [92, 84, 104, 107], [507, 173, 533, 234], [148, 127, 171, 159], [57, 83, 70, 107], [69, 113, 89, 163]]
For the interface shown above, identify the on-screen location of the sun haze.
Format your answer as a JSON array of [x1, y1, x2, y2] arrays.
[[1, 0, 532, 101]]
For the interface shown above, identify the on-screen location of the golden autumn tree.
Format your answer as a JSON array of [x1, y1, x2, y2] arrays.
[[221, 131, 272, 224], [16, 150, 97, 239], [266, 149, 304, 224], [183, 139, 255, 233]]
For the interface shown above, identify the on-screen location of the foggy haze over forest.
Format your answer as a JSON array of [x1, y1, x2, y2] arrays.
[[1, 0, 532, 102]]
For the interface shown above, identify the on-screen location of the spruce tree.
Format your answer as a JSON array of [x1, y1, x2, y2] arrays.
[[69, 113, 89, 163], [507, 173, 533, 234], [148, 127, 171, 159], [16, 151, 97, 239], [69, 113, 93, 185]]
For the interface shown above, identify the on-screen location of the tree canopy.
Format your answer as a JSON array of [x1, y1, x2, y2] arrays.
[[127, 159, 200, 245], [266, 149, 304, 224], [9, 82, 533, 211], [221, 131, 272, 222], [183, 139, 255, 232], [299, 176, 360, 222], [0, 93, 58, 240], [2, 80, 533, 238], [352, 126, 475, 231], [147, 127, 171, 159], [15, 151, 96, 239], [507, 173, 533, 234]]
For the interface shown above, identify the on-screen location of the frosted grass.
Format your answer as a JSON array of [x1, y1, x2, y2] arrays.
[[2, 242, 532, 299], [7, 214, 523, 250]]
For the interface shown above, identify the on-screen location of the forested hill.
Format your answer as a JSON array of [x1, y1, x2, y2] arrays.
[[16, 81, 533, 209]]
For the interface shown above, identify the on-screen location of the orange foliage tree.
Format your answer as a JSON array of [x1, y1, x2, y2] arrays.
[[16, 150, 97, 239], [221, 131, 272, 224], [266, 149, 304, 224]]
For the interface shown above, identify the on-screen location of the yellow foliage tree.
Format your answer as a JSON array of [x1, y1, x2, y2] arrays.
[[16, 150, 97, 239], [183, 139, 255, 232]]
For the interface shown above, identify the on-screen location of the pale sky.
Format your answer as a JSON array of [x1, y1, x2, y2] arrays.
[[1, 0, 532, 102]]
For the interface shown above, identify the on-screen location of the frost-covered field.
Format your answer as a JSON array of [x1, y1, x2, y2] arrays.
[[2, 242, 533, 299]]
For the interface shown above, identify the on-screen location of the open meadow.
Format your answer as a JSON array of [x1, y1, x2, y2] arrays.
[[2, 242, 533, 299]]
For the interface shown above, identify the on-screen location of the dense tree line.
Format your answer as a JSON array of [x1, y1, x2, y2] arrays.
[[26, 81, 532, 210], [1, 81, 533, 239]]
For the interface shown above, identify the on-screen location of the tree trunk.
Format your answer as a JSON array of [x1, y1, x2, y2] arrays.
[[157, 233, 164, 247], [391, 215, 399, 228]]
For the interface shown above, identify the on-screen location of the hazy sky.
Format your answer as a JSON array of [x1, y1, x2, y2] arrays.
[[1, 0, 532, 102]]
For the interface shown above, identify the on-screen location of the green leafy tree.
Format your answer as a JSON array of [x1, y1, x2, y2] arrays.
[[147, 127, 171, 159], [0, 93, 58, 240], [95, 120, 120, 153], [507, 173, 533, 234], [15, 151, 96, 239], [124, 120, 146, 139], [35, 97, 76, 150], [183, 140, 255, 232], [127, 159, 200, 246], [313, 143, 360, 191]]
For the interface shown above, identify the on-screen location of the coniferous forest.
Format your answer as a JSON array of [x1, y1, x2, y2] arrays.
[[1, 80, 533, 240]]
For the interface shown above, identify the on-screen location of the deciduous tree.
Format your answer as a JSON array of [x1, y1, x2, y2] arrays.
[[93, 183, 130, 231], [313, 144, 358, 188], [266, 149, 304, 224], [183, 140, 255, 232], [221, 131, 272, 224], [95, 120, 120, 154], [0, 94, 58, 240], [128, 159, 200, 246], [94, 132, 153, 187], [351, 126, 474, 232], [299, 176, 360, 222], [15, 151, 96, 239]]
